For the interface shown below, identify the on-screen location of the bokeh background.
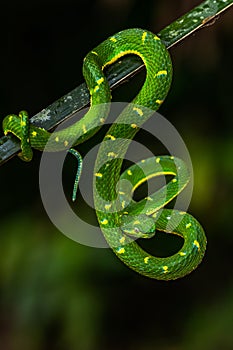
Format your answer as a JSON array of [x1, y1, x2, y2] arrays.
[[0, 0, 233, 349]]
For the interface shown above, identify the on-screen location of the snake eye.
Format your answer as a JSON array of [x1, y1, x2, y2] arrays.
[[134, 227, 140, 233]]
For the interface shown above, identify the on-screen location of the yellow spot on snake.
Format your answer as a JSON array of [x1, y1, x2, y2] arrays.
[[32, 131, 37, 137], [133, 107, 144, 116], [100, 118, 105, 123], [131, 123, 138, 128], [108, 152, 118, 158], [106, 134, 116, 140], [64, 141, 69, 147], [179, 211, 186, 215], [121, 201, 126, 208], [156, 157, 160, 163], [104, 204, 112, 210], [156, 99, 164, 105], [142, 31, 147, 43], [101, 219, 108, 225], [95, 172, 103, 178], [119, 236, 126, 244], [93, 85, 99, 93], [170, 156, 174, 160], [20, 120, 26, 127], [91, 51, 98, 55], [9, 116, 13, 121], [117, 247, 125, 254], [152, 212, 158, 218], [172, 178, 177, 183], [55, 136, 59, 142], [119, 191, 125, 195], [154, 35, 160, 40], [144, 257, 150, 264], [127, 170, 132, 176], [155, 70, 168, 77], [193, 240, 200, 250], [179, 252, 186, 256], [110, 37, 117, 42], [133, 220, 140, 225], [146, 196, 153, 201], [186, 223, 192, 229], [97, 77, 104, 85], [163, 266, 169, 273], [82, 125, 87, 134], [141, 159, 145, 163]]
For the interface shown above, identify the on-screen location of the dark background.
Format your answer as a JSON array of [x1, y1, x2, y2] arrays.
[[0, 1, 233, 349]]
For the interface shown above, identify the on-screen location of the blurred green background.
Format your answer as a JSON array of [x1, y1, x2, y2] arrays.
[[0, 0, 233, 349]]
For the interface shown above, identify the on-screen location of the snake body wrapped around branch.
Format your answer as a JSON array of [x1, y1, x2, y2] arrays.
[[2, 28, 206, 280]]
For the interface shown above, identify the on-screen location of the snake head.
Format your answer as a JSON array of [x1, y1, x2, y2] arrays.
[[2, 111, 33, 162], [121, 214, 156, 239], [2, 114, 21, 137]]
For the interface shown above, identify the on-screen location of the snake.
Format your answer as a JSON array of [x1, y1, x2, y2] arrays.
[[2, 28, 206, 280]]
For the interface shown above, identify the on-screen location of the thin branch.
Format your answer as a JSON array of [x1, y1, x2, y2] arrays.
[[0, 0, 232, 165]]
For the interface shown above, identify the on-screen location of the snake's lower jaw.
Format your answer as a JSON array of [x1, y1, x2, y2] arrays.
[[136, 231, 156, 239], [122, 228, 156, 239]]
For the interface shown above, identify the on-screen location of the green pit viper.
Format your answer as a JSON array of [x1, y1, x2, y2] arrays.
[[2, 28, 206, 280]]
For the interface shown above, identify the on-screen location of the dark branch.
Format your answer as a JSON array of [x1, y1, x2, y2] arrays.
[[0, 0, 232, 165]]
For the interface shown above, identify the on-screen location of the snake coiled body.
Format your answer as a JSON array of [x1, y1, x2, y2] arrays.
[[3, 28, 206, 280]]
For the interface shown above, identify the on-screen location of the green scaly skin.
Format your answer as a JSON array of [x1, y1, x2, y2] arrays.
[[2, 28, 206, 280]]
